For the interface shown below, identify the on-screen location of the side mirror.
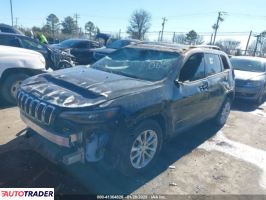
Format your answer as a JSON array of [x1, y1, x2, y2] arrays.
[[175, 80, 183, 88]]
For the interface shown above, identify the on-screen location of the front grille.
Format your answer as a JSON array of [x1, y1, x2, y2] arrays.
[[17, 91, 56, 125]]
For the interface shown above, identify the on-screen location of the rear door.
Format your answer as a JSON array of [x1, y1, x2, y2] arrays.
[[205, 53, 228, 116], [172, 53, 209, 131]]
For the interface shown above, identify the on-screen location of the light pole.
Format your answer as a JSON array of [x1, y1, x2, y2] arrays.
[[10, 0, 14, 26]]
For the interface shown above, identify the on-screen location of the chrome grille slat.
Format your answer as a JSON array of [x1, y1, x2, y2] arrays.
[[17, 91, 56, 126]]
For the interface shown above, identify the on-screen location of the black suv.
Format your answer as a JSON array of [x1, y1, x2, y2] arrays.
[[17, 43, 234, 174]]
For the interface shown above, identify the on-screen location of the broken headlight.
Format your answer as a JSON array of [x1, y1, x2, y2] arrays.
[[59, 107, 120, 124]]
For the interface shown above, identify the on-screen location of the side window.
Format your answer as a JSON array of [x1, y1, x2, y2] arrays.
[[220, 55, 230, 70], [205, 53, 222, 76], [179, 53, 205, 82], [0, 27, 14, 33], [0, 36, 20, 47]]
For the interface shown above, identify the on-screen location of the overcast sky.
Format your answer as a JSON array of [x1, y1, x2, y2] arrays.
[[1, 0, 266, 47]]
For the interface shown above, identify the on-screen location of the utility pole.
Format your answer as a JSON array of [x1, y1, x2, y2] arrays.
[[212, 11, 226, 45], [172, 32, 176, 43], [209, 33, 213, 45], [160, 17, 167, 42], [244, 31, 252, 55], [253, 34, 261, 56], [74, 13, 80, 36], [158, 31, 161, 42], [118, 29, 121, 39], [15, 17, 18, 27], [10, 0, 14, 26]]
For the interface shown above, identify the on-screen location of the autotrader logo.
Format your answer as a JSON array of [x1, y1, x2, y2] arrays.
[[0, 188, 54, 200]]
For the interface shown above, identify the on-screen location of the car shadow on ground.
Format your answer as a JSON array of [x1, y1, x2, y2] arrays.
[[62, 122, 220, 195], [0, 121, 220, 195], [0, 134, 87, 194], [231, 99, 265, 112]]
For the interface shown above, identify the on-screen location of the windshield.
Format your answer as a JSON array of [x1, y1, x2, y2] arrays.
[[91, 48, 179, 81], [58, 39, 78, 48], [106, 40, 132, 49], [231, 58, 265, 72]]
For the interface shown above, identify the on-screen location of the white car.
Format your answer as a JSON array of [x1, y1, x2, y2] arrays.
[[0, 45, 46, 104]]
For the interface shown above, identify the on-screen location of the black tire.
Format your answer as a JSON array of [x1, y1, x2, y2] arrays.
[[1, 73, 29, 105], [256, 89, 265, 105], [117, 120, 163, 175], [214, 98, 231, 127]]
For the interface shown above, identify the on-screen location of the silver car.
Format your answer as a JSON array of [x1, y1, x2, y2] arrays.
[[231, 56, 266, 104]]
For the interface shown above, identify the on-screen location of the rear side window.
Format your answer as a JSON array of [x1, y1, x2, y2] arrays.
[[220, 55, 230, 70], [179, 53, 205, 82], [205, 53, 222, 76], [0, 36, 20, 47]]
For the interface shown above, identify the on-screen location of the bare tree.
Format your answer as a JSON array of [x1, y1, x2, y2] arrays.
[[174, 34, 186, 44], [215, 39, 240, 54], [127, 9, 151, 40]]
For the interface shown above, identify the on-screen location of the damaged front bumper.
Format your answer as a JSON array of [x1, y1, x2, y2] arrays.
[[21, 113, 112, 165], [21, 113, 85, 165], [21, 114, 81, 148]]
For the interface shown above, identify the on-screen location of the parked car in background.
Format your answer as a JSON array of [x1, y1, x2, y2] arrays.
[[0, 45, 46, 104], [92, 39, 140, 62], [231, 56, 266, 104], [0, 33, 75, 70], [17, 43, 234, 174], [51, 39, 100, 65], [0, 23, 24, 35]]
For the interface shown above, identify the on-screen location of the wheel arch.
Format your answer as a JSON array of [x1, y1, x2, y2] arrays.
[[126, 110, 170, 141], [0, 68, 41, 86]]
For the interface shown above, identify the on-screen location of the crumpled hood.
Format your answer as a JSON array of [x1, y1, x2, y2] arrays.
[[234, 70, 265, 81], [20, 66, 157, 108]]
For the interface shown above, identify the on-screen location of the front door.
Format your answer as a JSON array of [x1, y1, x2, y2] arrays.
[[172, 53, 209, 132]]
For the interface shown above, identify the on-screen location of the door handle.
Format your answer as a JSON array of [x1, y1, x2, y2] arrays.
[[199, 81, 209, 91]]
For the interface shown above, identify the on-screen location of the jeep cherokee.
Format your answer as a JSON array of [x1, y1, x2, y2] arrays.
[[17, 43, 234, 174]]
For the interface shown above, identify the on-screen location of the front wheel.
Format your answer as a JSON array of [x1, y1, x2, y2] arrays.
[[215, 98, 231, 127], [1, 73, 29, 105], [118, 120, 163, 175]]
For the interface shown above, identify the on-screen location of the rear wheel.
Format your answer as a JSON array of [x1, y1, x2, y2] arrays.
[[118, 120, 163, 175], [215, 98, 231, 127], [1, 73, 29, 105]]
